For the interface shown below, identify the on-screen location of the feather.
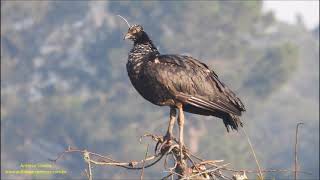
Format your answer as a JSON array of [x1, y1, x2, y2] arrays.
[[125, 25, 246, 132], [176, 93, 242, 116]]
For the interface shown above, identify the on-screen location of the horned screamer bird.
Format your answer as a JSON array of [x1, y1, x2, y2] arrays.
[[120, 18, 245, 159]]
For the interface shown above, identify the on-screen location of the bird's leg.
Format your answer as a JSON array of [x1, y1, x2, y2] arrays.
[[155, 107, 176, 153], [164, 107, 177, 140], [177, 103, 185, 161]]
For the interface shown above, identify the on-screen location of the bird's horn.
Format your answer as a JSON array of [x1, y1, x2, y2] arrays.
[[117, 15, 130, 27]]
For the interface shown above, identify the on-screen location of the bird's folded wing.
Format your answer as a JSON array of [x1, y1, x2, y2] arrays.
[[176, 93, 242, 116], [185, 56, 246, 111], [155, 54, 245, 114]]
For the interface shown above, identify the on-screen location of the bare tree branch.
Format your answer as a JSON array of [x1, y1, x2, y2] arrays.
[[50, 129, 310, 179], [83, 150, 93, 180]]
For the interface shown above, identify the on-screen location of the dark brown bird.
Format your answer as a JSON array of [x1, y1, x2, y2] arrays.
[[122, 21, 246, 156]]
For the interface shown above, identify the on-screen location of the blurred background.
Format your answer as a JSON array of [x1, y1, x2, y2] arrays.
[[1, 1, 319, 179]]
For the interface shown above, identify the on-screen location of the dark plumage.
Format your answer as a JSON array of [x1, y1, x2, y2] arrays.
[[124, 24, 245, 132]]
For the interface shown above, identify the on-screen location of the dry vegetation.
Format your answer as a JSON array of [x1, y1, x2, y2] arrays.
[[50, 123, 309, 180]]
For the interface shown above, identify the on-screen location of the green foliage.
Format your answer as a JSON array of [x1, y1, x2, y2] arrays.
[[244, 42, 299, 98]]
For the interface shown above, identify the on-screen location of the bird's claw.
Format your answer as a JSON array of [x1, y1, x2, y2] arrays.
[[155, 134, 175, 154], [142, 133, 181, 155]]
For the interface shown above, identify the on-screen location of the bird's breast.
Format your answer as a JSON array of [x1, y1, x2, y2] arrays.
[[126, 60, 173, 106], [127, 58, 143, 77]]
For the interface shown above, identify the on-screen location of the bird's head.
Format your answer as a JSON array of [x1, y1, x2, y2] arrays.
[[124, 24, 144, 41], [117, 15, 148, 42]]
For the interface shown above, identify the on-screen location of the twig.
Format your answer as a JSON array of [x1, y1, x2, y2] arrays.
[[189, 152, 205, 162], [161, 173, 173, 180], [188, 151, 311, 175], [140, 144, 149, 180], [183, 163, 230, 180], [83, 150, 93, 180], [242, 127, 263, 179], [294, 122, 304, 180], [163, 153, 176, 171], [50, 131, 309, 179], [50, 146, 163, 170], [169, 170, 184, 178], [197, 160, 225, 165], [185, 152, 200, 172], [168, 153, 178, 172], [221, 167, 311, 175]]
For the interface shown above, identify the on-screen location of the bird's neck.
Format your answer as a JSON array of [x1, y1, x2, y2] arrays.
[[129, 32, 159, 63]]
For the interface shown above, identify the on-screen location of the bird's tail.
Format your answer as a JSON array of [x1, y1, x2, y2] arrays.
[[223, 114, 243, 132]]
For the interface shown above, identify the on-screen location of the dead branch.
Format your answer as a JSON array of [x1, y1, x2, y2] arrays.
[[50, 129, 310, 179], [83, 150, 93, 180], [49, 145, 164, 170]]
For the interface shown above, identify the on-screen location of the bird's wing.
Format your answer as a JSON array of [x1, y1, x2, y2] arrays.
[[175, 92, 242, 116], [153, 55, 245, 115]]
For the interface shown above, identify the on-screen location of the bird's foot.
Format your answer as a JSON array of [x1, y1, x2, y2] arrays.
[[155, 133, 176, 154], [141, 133, 183, 156], [141, 133, 176, 154]]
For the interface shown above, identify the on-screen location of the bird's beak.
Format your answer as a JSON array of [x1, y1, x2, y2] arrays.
[[124, 33, 133, 40]]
